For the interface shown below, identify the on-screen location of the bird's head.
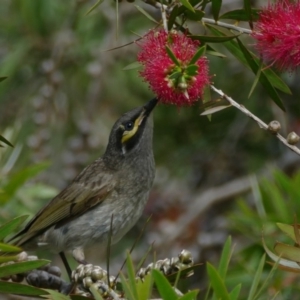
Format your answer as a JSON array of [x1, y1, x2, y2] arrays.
[[104, 98, 158, 160]]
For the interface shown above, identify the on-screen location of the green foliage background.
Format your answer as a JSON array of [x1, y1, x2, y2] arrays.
[[1, 0, 300, 298]]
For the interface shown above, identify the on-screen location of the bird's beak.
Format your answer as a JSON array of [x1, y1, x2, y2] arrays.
[[142, 98, 159, 118], [135, 98, 158, 126]]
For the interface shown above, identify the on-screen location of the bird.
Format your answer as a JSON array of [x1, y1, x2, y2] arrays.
[[8, 98, 158, 277]]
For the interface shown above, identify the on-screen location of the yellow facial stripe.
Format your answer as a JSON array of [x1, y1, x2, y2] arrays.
[[121, 113, 144, 144]]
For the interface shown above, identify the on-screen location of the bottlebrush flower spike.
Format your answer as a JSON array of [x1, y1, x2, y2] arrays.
[[252, 0, 300, 70], [137, 29, 210, 106]]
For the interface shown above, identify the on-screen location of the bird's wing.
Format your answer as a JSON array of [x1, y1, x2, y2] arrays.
[[12, 160, 116, 246]]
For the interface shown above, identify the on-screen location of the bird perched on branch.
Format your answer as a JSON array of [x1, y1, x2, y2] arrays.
[[9, 98, 158, 277]]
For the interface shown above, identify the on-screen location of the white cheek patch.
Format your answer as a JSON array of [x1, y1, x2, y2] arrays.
[[122, 146, 126, 155]]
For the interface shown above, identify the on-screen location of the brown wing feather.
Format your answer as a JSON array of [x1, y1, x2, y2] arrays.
[[11, 159, 116, 247]]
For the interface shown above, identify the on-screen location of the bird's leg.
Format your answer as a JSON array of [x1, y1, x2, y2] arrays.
[[59, 252, 72, 281]]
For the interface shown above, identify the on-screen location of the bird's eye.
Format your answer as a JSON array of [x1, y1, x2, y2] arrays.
[[125, 121, 134, 130]]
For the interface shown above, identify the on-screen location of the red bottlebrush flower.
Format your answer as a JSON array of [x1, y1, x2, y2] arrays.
[[252, 0, 300, 70], [137, 29, 210, 106]]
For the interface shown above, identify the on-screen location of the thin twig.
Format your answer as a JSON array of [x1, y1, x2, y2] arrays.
[[210, 85, 300, 156], [160, 3, 168, 32], [202, 18, 252, 34]]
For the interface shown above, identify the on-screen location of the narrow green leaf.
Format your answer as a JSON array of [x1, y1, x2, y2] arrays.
[[230, 284, 241, 300], [248, 60, 262, 98], [186, 65, 198, 76], [153, 269, 178, 300], [89, 285, 104, 300], [179, 290, 199, 300], [0, 260, 50, 278], [206, 50, 226, 58], [0, 243, 21, 252], [206, 263, 230, 300], [243, 0, 253, 27], [120, 273, 136, 300], [0, 135, 14, 147], [189, 45, 206, 65], [0, 281, 48, 296], [85, 0, 105, 16], [0, 76, 8, 82], [200, 105, 231, 115], [190, 34, 240, 43], [277, 223, 296, 242], [219, 9, 260, 21], [218, 236, 232, 278], [179, 0, 194, 12], [274, 242, 300, 262], [1, 162, 50, 203], [237, 38, 285, 111], [44, 289, 71, 300], [169, 71, 182, 80], [123, 61, 142, 71], [165, 46, 180, 66], [135, 5, 158, 23], [0, 215, 29, 241], [125, 252, 139, 300], [247, 254, 265, 300], [0, 255, 18, 263], [211, 0, 222, 21], [168, 5, 180, 30], [136, 273, 153, 300], [184, 9, 204, 21]]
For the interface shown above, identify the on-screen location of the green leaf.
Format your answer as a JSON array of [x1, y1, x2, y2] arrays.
[[274, 242, 300, 262], [230, 284, 241, 300], [44, 289, 71, 300], [239, 39, 285, 110], [0, 76, 8, 83], [247, 254, 265, 300], [0, 255, 18, 263], [125, 252, 139, 300], [169, 71, 182, 80], [218, 236, 232, 278], [136, 273, 153, 300], [153, 269, 178, 300], [89, 285, 104, 300], [179, 290, 199, 300], [179, 0, 194, 12], [184, 9, 204, 21], [0, 215, 29, 241], [243, 0, 253, 27], [206, 263, 230, 300], [0, 242, 21, 252], [248, 60, 262, 98], [190, 34, 240, 43], [0, 281, 48, 296], [123, 61, 142, 70], [186, 65, 198, 76], [211, 0, 222, 21], [200, 105, 231, 115], [168, 5, 180, 30], [0, 260, 50, 277], [135, 5, 158, 23], [165, 46, 180, 66], [120, 272, 136, 300], [0, 162, 50, 203], [277, 223, 296, 242], [0, 135, 14, 147], [85, 0, 105, 16], [189, 45, 206, 65], [219, 9, 260, 21]]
